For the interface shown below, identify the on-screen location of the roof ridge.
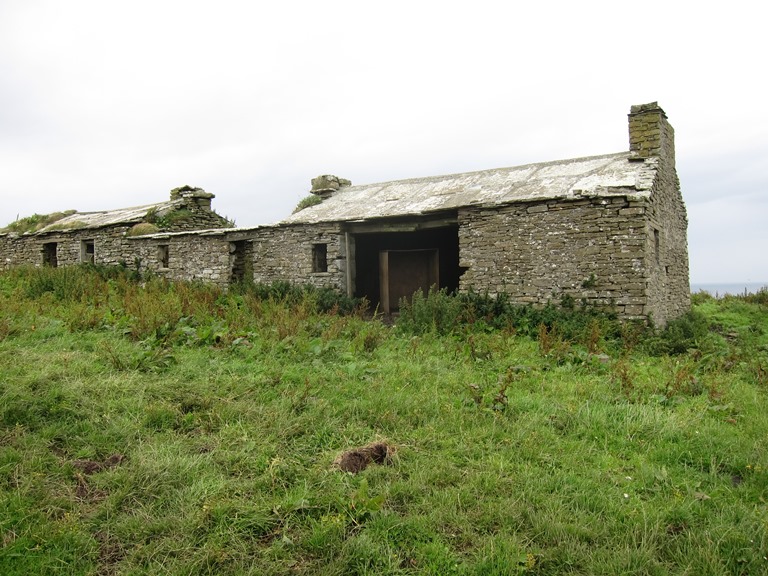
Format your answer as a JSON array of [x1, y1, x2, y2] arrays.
[[345, 151, 630, 190]]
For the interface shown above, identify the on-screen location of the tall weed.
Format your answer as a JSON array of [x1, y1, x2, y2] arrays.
[[397, 287, 626, 354], [396, 286, 462, 335]]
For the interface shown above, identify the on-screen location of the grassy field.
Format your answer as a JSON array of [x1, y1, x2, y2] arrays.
[[1, 266, 767, 575]]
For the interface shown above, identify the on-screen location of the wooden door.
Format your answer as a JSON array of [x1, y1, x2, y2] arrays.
[[379, 249, 439, 313]]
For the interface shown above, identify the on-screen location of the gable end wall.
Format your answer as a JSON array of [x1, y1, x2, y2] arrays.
[[643, 165, 690, 326]]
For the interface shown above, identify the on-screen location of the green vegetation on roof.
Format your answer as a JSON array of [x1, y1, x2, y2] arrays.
[[127, 222, 161, 237], [0, 210, 77, 234], [144, 206, 194, 229], [293, 194, 323, 213]]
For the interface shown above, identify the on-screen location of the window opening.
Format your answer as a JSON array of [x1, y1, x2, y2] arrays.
[[81, 240, 95, 264], [653, 228, 660, 265]]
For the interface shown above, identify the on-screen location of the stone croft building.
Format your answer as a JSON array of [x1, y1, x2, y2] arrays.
[[1, 102, 689, 325]]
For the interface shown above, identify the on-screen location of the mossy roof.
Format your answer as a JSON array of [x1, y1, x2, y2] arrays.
[[28, 199, 180, 234]]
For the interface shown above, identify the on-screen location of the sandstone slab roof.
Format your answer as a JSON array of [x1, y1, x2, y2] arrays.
[[285, 152, 657, 225], [32, 200, 174, 233]]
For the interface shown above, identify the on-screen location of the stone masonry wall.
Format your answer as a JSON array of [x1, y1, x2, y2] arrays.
[[0, 191, 231, 270], [1, 227, 135, 269], [642, 161, 690, 326], [249, 223, 346, 291], [629, 103, 690, 326], [128, 232, 231, 286], [1, 103, 689, 325], [159, 187, 232, 232], [629, 102, 676, 167], [1, 222, 348, 293], [125, 223, 347, 290], [157, 202, 232, 233], [1, 233, 41, 268], [458, 195, 650, 320]]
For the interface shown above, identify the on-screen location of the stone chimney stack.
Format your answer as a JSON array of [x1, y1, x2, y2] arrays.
[[310, 175, 351, 197], [628, 102, 675, 168], [170, 185, 214, 210]]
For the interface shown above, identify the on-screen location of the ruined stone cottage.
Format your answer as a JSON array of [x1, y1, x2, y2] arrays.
[[0, 102, 690, 325], [0, 186, 233, 279]]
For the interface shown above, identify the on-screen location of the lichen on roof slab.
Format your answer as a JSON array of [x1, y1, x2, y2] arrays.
[[285, 152, 655, 224]]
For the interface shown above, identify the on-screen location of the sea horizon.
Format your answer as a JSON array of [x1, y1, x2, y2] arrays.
[[690, 281, 767, 297]]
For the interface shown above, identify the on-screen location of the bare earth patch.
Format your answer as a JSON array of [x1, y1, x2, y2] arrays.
[[71, 454, 126, 502], [333, 442, 394, 473]]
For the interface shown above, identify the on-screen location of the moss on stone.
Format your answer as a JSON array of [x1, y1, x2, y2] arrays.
[[127, 222, 161, 237]]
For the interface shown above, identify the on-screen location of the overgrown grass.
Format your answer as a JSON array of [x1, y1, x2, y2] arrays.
[[0, 210, 77, 234], [1, 267, 767, 574]]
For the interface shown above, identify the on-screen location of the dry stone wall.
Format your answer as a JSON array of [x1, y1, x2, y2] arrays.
[[122, 223, 347, 291], [628, 103, 689, 326], [1, 227, 135, 269], [153, 205, 231, 233], [1, 233, 40, 268], [249, 223, 346, 291], [0, 190, 231, 270], [1, 221, 348, 293], [642, 162, 690, 326], [458, 195, 650, 319], [128, 232, 231, 286]]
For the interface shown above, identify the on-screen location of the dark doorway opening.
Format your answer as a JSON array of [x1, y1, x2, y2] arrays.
[[230, 240, 253, 284], [353, 225, 460, 311], [42, 242, 58, 267]]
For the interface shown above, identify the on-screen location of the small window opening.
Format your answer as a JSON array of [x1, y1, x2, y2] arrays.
[[158, 244, 170, 268], [653, 228, 660, 265], [312, 243, 328, 273], [42, 242, 58, 267], [81, 240, 95, 264]]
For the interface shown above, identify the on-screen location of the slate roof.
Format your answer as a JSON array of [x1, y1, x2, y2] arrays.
[[285, 152, 658, 225]]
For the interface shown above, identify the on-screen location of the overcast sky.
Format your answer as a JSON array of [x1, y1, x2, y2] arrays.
[[1, 1, 766, 283]]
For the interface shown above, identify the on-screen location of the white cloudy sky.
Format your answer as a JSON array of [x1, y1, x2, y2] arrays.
[[1, 1, 766, 283]]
